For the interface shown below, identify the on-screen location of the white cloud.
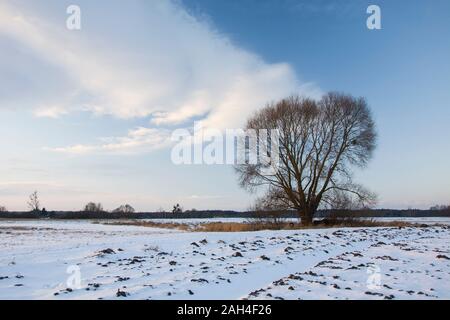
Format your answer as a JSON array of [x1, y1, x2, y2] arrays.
[[33, 105, 69, 118], [46, 127, 171, 155], [187, 195, 224, 200], [0, 0, 321, 154]]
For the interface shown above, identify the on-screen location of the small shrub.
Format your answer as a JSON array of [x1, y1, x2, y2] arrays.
[[245, 202, 289, 227], [172, 203, 183, 214]]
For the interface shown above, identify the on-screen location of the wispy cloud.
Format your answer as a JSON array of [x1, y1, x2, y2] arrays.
[[46, 127, 172, 155], [33, 105, 69, 118], [187, 195, 225, 200]]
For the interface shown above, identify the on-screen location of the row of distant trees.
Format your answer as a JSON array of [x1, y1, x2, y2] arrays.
[[81, 202, 185, 214], [83, 202, 136, 214], [430, 205, 450, 211], [0, 191, 186, 214]]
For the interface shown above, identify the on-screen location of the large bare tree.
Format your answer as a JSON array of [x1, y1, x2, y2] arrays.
[[236, 92, 377, 225]]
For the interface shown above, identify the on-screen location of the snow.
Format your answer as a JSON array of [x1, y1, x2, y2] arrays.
[[0, 219, 449, 300]]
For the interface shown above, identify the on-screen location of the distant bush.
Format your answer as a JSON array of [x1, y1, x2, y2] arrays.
[[172, 203, 183, 214], [112, 204, 135, 214], [83, 202, 104, 213], [246, 202, 288, 226]]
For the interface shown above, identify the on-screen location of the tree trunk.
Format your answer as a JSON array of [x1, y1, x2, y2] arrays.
[[303, 212, 314, 226], [299, 209, 314, 226], [299, 203, 318, 226]]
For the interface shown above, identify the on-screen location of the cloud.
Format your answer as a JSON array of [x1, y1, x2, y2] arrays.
[[46, 127, 172, 155], [0, 0, 321, 154], [33, 105, 69, 118], [186, 195, 226, 203]]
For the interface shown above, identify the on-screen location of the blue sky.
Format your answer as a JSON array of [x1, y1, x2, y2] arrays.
[[0, 0, 449, 211]]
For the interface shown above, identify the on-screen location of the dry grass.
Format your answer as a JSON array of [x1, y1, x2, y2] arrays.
[[99, 218, 427, 233], [316, 217, 420, 228], [195, 222, 300, 232], [194, 219, 423, 232], [96, 220, 193, 231]]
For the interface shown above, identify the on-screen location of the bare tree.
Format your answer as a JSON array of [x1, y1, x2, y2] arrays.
[[83, 202, 104, 213], [0, 206, 7, 213], [28, 191, 41, 212], [236, 93, 377, 225], [113, 204, 135, 214]]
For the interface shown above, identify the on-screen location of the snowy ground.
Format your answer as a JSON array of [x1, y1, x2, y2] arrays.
[[0, 219, 449, 300]]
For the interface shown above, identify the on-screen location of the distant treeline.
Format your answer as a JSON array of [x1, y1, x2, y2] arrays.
[[1, 208, 450, 220]]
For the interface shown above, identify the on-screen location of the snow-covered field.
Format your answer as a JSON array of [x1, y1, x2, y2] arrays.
[[0, 219, 449, 300]]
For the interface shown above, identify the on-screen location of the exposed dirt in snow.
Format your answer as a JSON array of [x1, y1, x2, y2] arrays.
[[246, 227, 450, 300], [0, 220, 449, 300]]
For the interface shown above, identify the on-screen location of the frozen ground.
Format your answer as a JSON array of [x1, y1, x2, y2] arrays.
[[0, 219, 449, 300]]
